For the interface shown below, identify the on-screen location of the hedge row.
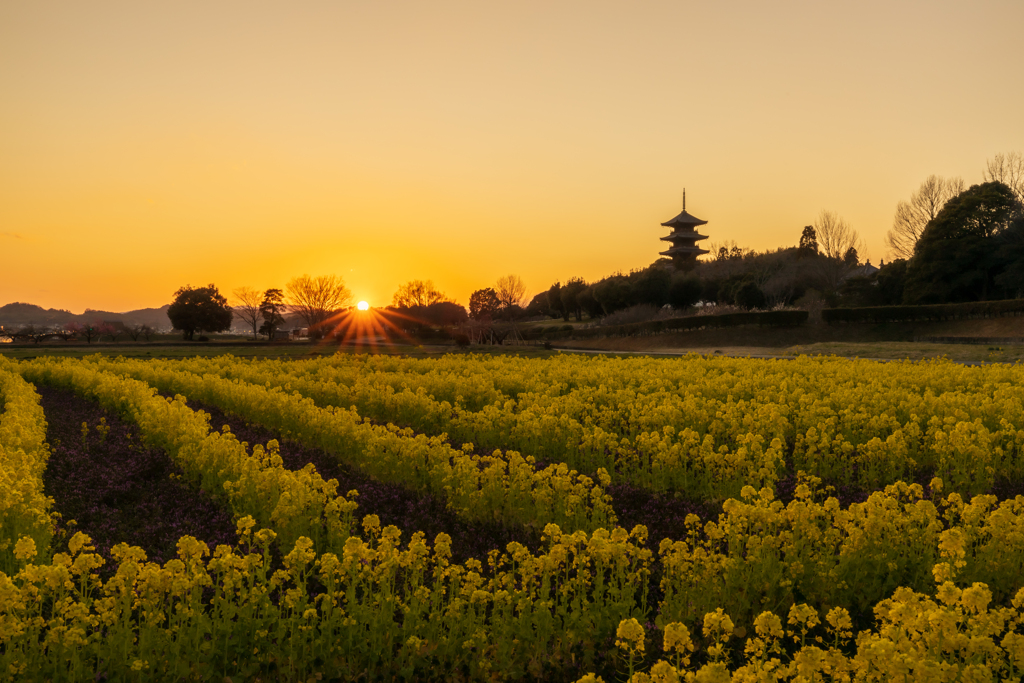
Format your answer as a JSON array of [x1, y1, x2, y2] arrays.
[[822, 299, 1024, 324], [556, 309, 809, 339]]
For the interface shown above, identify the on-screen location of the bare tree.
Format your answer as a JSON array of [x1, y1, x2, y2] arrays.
[[814, 210, 861, 260], [885, 175, 965, 259], [233, 286, 264, 340], [125, 323, 154, 342], [391, 280, 451, 308], [286, 274, 352, 338], [984, 151, 1024, 204], [812, 210, 864, 293], [495, 274, 526, 310]]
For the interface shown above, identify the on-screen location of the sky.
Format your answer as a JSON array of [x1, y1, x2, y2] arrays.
[[2, 0, 1023, 313]]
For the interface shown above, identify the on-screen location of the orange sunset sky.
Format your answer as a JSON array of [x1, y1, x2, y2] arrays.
[[2, 1, 1023, 313]]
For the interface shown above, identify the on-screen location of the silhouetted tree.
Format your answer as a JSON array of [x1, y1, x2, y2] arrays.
[[734, 281, 766, 310], [593, 276, 634, 314], [168, 285, 233, 341], [546, 282, 566, 320], [392, 280, 450, 308], [524, 292, 551, 318], [577, 286, 604, 319], [904, 182, 1021, 303], [14, 325, 51, 344], [495, 274, 526, 310], [125, 323, 153, 342], [811, 210, 862, 293], [233, 286, 264, 340], [843, 247, 859, 267], [102, 321, 125, 342], [423, 301, 468, 326], [52, 325, 77, 342], [984, 151, 1024, 204], [259, 288, 287, 339], [632, 268, 671, 307], [668, 273, 702, 309], [876, 259, 908, 305], [469, 288, 501, 319], [885, 175, 965, 260], [559, 277, 587, 321], [798, 226, 818, 257], [286, 275, 351, 338], [67, 322, 102, 344]]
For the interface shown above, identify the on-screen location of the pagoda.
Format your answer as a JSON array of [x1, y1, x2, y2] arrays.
[[659, 190, 709, 269]]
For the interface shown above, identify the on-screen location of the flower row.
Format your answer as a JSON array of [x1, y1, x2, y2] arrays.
[[0, 358, 52, 573], [71, 356, 617, 534], [151, 353, 1024, 498], [20, 358, 357, 555]]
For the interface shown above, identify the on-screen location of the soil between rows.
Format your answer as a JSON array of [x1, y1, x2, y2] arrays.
[[182, 397, 541, 563], [37, 384, 238, 567]]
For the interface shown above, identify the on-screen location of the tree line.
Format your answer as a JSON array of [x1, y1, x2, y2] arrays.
[[7, 150, 1019, 343], [527, 151, 1024, 321]]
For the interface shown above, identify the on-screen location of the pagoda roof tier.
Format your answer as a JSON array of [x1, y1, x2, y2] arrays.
[[660, 245, 710, 257], [660, 232, 709, 242], [661, 210, 708, 229]]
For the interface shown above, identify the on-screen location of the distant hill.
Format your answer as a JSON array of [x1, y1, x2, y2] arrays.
[[0, 302, 172, 330]]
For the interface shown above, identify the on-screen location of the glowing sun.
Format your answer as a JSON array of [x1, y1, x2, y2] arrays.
[[357, 301, 369, 311]]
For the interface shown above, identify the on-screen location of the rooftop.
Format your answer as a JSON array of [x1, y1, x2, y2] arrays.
[[660, 209, 708, 229], [660, 245, 710, 256], [660, 232, 709, 242]]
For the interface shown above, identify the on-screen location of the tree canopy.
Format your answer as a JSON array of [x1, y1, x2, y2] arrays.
[[885, 175, 965, 260], [798, 226, 818, 257], [559, 278, 587, 321], [903, 182, 1022, 304], [286, 274, 351, 338], [259, 288, 287, 339], [392, 280, 450, 308], [167, 284, 233, 340], [469, 288, 500, 319]]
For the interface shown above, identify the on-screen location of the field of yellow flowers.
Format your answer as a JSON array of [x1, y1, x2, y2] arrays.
[[1, 353, 1023, 681]]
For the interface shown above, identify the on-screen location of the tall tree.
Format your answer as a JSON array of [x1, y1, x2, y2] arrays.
[[798, 226, 818, 257], [814, 210, 860, 260], [546, 282, 566, 320], [559, 278, 587, 321], [391, 280, 450, 308], [286, 275, 351, 338], [983, 151, 1024, 204], [232, 286, 264, 340], [259, 288, 287, 339], [903, 182, 1021, 303], [468, 288, 500, 319], [167, 284, 233, 340], [812, 210, 862, 293], [495, 274, 526, 310], [668, 272, 702, 309], [632, 268, 671, 308], [593, 276, 634, 314], [885, 175, 965, 260]]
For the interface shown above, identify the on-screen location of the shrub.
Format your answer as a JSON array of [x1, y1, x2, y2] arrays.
[[821, 299, 1024, 324]]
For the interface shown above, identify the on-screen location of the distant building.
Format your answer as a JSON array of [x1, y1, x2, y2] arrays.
[[842, 260, 881, 282], [659, 190, 709, 270]]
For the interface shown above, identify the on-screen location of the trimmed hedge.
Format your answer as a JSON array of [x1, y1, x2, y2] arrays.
[[822, 299, 1024, 324], [559, 309, 808, 339]]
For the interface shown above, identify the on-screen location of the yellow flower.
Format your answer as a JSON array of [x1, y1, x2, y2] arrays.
[[14, 537, 36, 562], [617, 618, 646, 654]]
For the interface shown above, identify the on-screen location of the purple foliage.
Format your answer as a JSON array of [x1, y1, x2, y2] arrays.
[[38, 385, 237, 567]]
